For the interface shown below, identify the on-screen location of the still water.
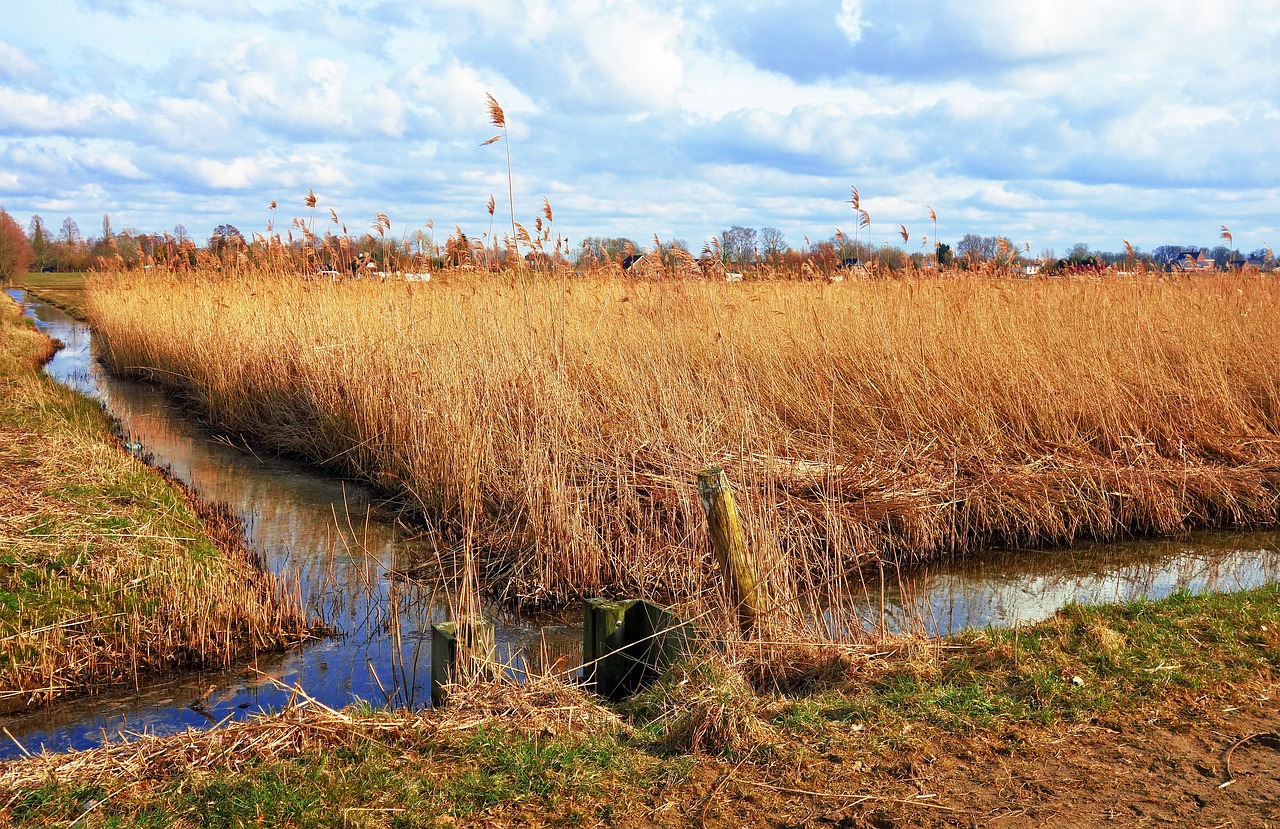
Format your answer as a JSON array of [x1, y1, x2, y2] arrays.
[[3, 288, 1278, 757], [2, 290, 578, 756]]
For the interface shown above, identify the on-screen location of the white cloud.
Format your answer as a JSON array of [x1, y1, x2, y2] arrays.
[[170, 39, 416, 142], [193, 158, 258, 190], [0, 0, 1277, 253], [0, 41, 46, 86], [145, 97, 234, 149], [0, 89, 135, 134], [836, 0, 864, 42], [83, 152, 146, 180], [183, 152, 354, 194], [560, 0, 687, 109]]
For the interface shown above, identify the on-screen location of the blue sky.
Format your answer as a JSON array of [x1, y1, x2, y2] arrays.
[[1, 0, 1277, 257]]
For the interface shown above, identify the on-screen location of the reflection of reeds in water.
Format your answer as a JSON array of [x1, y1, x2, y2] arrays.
[[851, 534, 1280, 635], [308, 495, 586, 707]]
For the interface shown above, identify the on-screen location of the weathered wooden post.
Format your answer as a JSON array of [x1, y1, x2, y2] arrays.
[[583, 599, 638, 701], [430, 617, 496, 708], [697, 466, 761, 634], [583, 598, 687, 700]]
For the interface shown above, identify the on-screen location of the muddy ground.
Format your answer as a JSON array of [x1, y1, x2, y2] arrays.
[[672, 695, 1279, 828]]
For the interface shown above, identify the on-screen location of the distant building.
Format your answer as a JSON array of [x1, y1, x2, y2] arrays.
[[524, 251, 554, 269], [1168, 250, 1215, 272]]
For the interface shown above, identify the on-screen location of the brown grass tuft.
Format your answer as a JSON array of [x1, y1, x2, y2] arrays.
[[634, 653, 778, 755], [485, 92, 506, 129]]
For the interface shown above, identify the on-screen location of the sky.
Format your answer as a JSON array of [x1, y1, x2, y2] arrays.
[[1, 0, 1278, 258]]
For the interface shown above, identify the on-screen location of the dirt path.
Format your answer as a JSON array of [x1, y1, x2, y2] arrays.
[[685, 698, 1280, 828]]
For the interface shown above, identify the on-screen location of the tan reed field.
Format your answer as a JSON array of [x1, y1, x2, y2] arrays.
[[85, 270, 1280, 612]]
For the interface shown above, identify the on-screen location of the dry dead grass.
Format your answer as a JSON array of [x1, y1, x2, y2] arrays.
[[85, 270, 1280, 615], [0, 673, 619, 792]]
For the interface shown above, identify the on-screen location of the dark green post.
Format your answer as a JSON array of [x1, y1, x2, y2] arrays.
[[431, 618, 496, 708], [583, 599, 636, 700], [583, 598, 688, 700]]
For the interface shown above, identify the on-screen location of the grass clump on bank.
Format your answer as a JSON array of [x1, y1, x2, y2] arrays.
[[0, 293, 310, 710], [85, 270, 1280, 611], [2, 582, 1276, 827]]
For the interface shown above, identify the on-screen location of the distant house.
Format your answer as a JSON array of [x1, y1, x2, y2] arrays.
[[1168, 250, 1215, 272], [836, 257, 868, 275], [621, 253, 663, 277], [1022, 261, 1042, 276], [524, 251, 554, 269]]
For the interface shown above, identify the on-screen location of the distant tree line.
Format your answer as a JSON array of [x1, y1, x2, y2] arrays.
[[577, 227, 1273, 276], [10, 212, 206, 274], [2, 205, 1275, 281]]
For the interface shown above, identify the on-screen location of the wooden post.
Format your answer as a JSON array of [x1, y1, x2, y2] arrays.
[[583, 599, 688, 700], [583, 599, 637, 701], [430, 617, 496, 708], [697, 466, 760, 633]]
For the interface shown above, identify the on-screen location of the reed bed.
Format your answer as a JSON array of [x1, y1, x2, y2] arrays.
[[86, 270, 1280, 612], [0, 295, 311, 708]]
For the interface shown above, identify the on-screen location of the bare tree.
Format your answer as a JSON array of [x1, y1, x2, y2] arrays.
[[759, 227, 788, 266], [719, 225, 757, 269]]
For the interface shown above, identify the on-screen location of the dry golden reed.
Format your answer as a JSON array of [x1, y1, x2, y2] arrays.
[[86, 271, 1280, 610]]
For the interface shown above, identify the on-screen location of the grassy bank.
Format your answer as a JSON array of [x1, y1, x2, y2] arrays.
[[6, 271, 90, 319], [0, 292, 310, 710], [85, 270, 1280, 611], [2, 582, 1276, 826]]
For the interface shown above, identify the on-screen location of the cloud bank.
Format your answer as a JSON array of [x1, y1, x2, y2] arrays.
[[0, 0, 1277, 255]]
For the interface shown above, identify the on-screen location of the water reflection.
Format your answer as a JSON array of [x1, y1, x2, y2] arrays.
[[2, 288, 1277, 757], [2, 290, 578, 756], [859, 536, 1280, 636]]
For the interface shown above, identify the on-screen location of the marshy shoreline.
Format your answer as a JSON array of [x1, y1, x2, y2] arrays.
[[2, 582, 1278, 827], [0, 290, 313, 713], [1, 270, 1278, 826]]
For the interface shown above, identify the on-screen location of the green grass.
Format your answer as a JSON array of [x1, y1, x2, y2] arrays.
[[8, 270, 89, 318], [441, 727, 632, 815], [5, 725, 645, 827], [797, 584, 1280, 743]]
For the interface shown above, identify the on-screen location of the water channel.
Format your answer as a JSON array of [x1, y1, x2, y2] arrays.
[[3, 287, 1279, 759]]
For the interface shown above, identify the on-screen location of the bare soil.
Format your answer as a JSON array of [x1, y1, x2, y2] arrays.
[[661, 694, 1280, 828]]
